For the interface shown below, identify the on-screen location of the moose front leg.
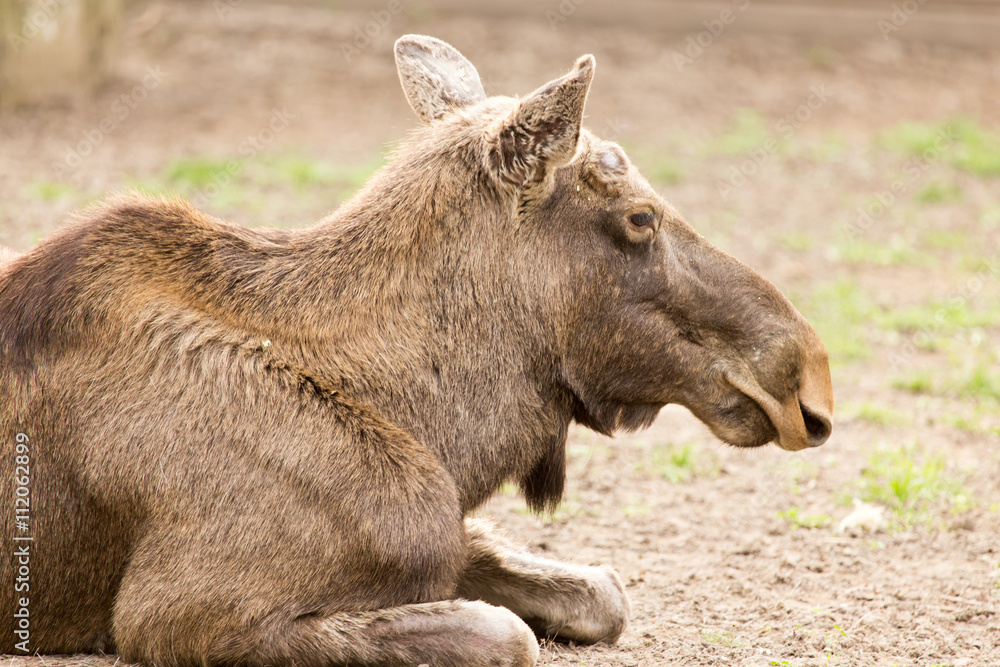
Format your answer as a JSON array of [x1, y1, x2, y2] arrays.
[[456, 519, 630, 644]]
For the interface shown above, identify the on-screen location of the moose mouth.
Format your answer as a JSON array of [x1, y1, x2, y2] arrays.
[[723, 369, 833, 452]]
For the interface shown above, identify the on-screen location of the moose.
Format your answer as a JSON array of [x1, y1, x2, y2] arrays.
[[1, 35, 833, 667]]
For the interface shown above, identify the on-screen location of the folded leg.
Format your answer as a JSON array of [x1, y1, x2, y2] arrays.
[[456, 519, 629, 644]]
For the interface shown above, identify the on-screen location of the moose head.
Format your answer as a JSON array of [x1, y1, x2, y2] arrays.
[[391, 35, 833, 461]]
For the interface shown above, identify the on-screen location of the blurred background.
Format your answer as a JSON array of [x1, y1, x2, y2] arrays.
[[2, 1, 999, 665]]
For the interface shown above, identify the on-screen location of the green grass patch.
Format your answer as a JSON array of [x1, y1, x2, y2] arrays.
[[644, 441, 718, 483], [940, 400, 1000, 436], [709, 108, 784, 156], [796, 278, 999, 373], [980, 206, 1000, 228], [892, 371, 936, 395], [879, 298, 998, 336], [777, 231, 815, 252], [699, 629, 743, 648], [954, 360, 1000, 400], [775, 458, 821, 493], [164, 157, 232, 188], [777, 506, 833, 530], [845, 401, 909, 427], [148, 153, 383, 211], [949, 117, 1000, 176], [894, 350, 1000, 400], [623, 496, 651, 518], [649, 157, 684, 185], [880, 120, 951, 157], [916, 181, 963, 204], [848, 444, 973, 529], [806, 45, 835, 69], [830, 235, 931, 267], [22, 181, 84, 202], [792, 279, 877, 365], [628, 146, 685, 185], [806, 133, 847, 162], [253, 154, 382, 193], [879, 117, 1000, 177], [922, 228, 969, 251]]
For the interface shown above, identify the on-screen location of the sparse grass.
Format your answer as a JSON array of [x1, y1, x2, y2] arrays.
[[961, 252, 1000, 273], [645, 441, 718, 483], [916, 181, 963, 204], [778, 506, 833, 530], [892, 371, 936, 395], [829, 235, 931, 267], [165, 157, 232, 188], [954, 358, 1000, 401], [792, 279, 876, 365], [777, 231, 815, 252], [806, 133, 847, 162], [948, 117, 1000, 176], [154, 153, 383, 209], [648, 157, 684, 185], [980, 206, 1000, 228], [628, 146, 685, 185], [940, 399, 1000, 436], [776, 457, 820, 492], [880, 117, 1000, 177], [402, 0, 434, 21], [806, 45, 835, 69], [893, 350, 1000, 401], [22, 181, 83, 202], [879, 298, 998, 336], [699, 629, 743, 648], [849, 444, 973, 529], [880, 120, 951, 157], [709, 108, 782, 156], [623, 496, 651, 518], [254, 154, 381, 193], [922, 228, 969, 251], [846, 401, 909, 427]]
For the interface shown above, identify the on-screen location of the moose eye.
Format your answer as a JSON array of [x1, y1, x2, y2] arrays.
[[628, 211, 656, 230]]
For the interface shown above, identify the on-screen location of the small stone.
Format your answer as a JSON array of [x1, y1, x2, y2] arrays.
[[837, 499, 887, 536]]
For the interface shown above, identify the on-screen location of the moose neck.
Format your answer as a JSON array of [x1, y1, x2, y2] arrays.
[[255, 141, 574, 512]]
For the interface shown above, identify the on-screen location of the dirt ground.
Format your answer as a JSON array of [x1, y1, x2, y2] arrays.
[[2, 1, 1000, 666]]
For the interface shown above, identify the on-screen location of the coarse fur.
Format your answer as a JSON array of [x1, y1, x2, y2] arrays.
[[1, 36, 833, 666]]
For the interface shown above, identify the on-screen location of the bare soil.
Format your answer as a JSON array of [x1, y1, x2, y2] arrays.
[[2, 2, 999, 665]]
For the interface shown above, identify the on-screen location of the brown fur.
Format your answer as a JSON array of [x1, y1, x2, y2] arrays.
[[1, 35, 832, 666]]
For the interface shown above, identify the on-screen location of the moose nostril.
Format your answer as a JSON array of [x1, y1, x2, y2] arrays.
[[799, 401, 832, 447]]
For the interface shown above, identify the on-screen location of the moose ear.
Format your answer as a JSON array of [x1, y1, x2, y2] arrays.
[[488, 55, 594, 187], [395, 35, 487, 124]]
